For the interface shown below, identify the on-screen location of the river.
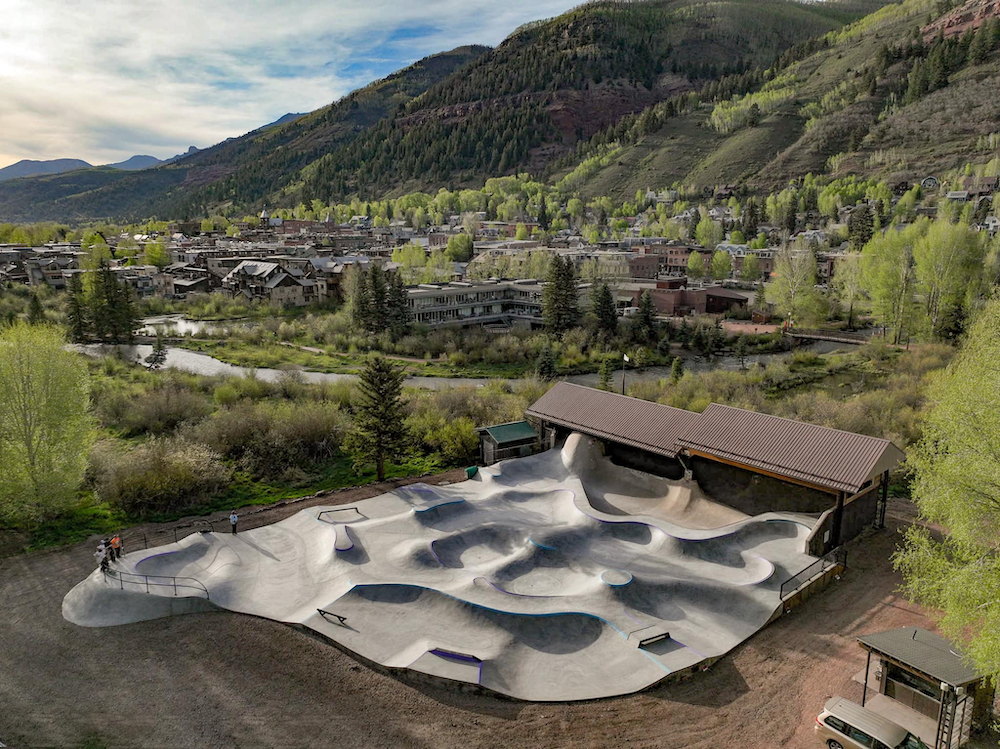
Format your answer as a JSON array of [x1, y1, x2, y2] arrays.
[[76, 337, 848, 391]]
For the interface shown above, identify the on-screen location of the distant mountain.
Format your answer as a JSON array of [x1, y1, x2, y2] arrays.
[[263, 113, 306, 129], [107, 155, 162, 171], [0, 158, 91, 182], [164, 146, 200, 164]]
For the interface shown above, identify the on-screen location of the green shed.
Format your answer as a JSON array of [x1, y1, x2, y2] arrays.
[[477, 421, 540, 466]]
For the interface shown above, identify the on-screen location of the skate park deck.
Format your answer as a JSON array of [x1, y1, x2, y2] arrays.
[[64, 433, 820, 701]]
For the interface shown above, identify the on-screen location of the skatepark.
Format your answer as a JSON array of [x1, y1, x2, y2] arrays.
[[64, 432, 823, 701]]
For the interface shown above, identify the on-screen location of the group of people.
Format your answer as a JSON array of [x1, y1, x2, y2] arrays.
[[91, 512, 240, 574], [94, 534, 123, 572]]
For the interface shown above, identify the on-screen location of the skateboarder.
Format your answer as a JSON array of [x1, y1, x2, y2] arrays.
[[230, 510, 238, 535]]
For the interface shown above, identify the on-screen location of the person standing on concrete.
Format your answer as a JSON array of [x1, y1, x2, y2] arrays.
[[95, 544, 108, 572], [110, 534, 121, 561], [230, 511, 238, 535]]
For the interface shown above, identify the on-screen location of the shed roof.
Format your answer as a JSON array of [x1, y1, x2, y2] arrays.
[[676, 403, 905, 493], [480, 421, 538, 445], [526, 383, 698, 459], [858, 627, 981, 688]]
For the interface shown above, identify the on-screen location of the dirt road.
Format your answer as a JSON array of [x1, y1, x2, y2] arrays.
[[0, 494, 965, 749]]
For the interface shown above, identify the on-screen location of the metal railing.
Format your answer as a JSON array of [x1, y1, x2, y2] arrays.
[[103, 568, 210, 600], [780, 547, 847, 599]]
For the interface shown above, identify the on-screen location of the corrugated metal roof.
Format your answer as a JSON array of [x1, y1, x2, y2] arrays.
[[526, 383, 699, 459], [676, 403, 904, 493], [481, 421, 538, 445], [858, 627, 981, 687]]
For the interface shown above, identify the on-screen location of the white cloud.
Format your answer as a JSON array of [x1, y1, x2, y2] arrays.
[[0, 0, 578, 168]]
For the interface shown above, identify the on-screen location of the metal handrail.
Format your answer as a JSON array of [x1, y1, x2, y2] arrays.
[[103, 568, 210, 600], [780, 547, 847, 599]]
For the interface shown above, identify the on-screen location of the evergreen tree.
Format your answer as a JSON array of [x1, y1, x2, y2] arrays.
[[543, 256, 579, 335], [634, 289, 657, 342], [367, 264, 389, 333], [734, 335, 750, 370], [784, 199, 798, 235], [591, 281, 618, 339], [387, 273, 411, 337], [536, 345, 556, 380], [343, 355, 408, 481], [145, 335, 167, 370], [112, 277, 139, 344], [27, 294, 44, 325], [670, 356, 684, 383], [848, 205, 874, 249], [537, 198, 549, 231], [598, 357, 614, 391], [66, 273, 89, 342]]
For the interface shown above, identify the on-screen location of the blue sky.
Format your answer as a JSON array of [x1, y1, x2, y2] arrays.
[[0, 0, 580, 169]]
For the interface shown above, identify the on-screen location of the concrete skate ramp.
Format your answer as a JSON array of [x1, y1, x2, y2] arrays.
[[64, 432, 820, 701]]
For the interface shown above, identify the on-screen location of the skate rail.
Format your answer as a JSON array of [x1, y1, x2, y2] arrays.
[[102, 568, 210, 600]]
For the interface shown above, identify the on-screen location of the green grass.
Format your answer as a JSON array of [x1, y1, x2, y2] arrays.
[[15, 454, 448, 555]]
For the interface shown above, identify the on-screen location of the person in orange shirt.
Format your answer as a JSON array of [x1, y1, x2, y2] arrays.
[[110, 534, 122, 562]]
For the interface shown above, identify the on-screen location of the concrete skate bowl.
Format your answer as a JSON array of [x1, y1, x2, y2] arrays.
[[326, 583, 668, 701], [64, 432, 823, 701]]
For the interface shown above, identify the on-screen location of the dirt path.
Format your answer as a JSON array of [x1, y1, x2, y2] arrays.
[[0, 496, 973, 749]]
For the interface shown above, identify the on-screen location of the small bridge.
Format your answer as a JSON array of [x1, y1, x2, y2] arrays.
[[784, 328, 874, 345]]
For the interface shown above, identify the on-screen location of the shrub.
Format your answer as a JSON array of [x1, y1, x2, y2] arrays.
[[90, 438, 231, 516], [187, 400, 350, 479]]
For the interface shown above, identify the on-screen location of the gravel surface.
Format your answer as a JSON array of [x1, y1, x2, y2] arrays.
[[0, 493, 971, 749]]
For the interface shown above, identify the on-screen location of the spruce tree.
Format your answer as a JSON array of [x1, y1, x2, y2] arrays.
[[598, 357, 614, 391], [634, 289, 657, 342], [592, 281, 618, 340], [145, 335, 167, 370], [343, 355, 408, 481], [367, 264, 388, 334], [66, 273, 89, 342], [536, 345, 556, 380], [848, 205, 874, 249], [537, 197, 549, 230], [670, 356, 684, 383], [387, 273, 411, 338], [27, 294, 44, 325]]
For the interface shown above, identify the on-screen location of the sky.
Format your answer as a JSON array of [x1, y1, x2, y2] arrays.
[[0, 0, 580, 170]]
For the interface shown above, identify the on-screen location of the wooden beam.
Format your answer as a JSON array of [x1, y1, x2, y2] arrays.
[[683, 449, 840, 495]]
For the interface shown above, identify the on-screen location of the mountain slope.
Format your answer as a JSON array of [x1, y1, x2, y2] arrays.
[[555, 0, 1000, 198], [293, 0, 894, 204], [0, 158, 92, 182]]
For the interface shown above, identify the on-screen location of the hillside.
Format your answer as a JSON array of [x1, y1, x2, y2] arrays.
[[0, 0, 890, 222], [555, 0, 1000, 198], [294, 0, 892, 203], [0, 46, 487, 222]]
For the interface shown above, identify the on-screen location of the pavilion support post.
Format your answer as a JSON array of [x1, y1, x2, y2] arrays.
[[862, 650, 872, 707]]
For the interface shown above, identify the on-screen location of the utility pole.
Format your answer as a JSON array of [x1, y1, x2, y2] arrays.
[[622, 352, 629, 395]]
